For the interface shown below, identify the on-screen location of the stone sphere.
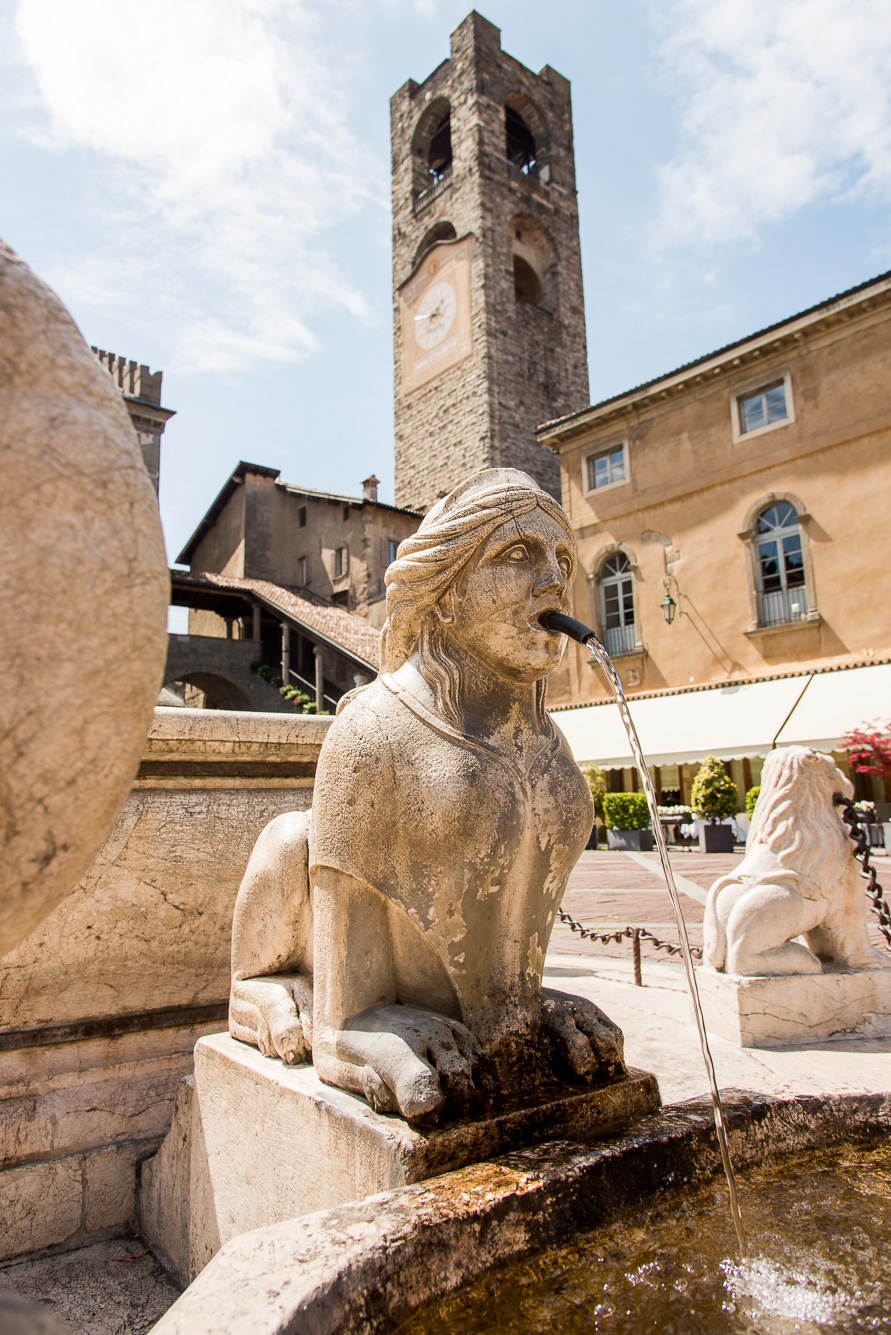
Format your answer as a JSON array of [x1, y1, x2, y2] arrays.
[[0, 240, 169, 956]]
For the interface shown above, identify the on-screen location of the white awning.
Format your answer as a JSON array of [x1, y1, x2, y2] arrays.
[[774, 662, 891, 751], [549, 664, 890, 769]]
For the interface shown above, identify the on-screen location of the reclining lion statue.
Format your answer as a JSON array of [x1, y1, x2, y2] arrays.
[[703, 745, 890, 977], [229, 468, 625, 1125]]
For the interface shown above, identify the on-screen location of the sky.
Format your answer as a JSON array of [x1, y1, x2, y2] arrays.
[[3, 0, 891, 570]]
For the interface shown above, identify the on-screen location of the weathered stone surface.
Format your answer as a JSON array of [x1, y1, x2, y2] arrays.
[[0, 1158, 84, 1261], [150, 1091, 891, 1335], [139, 1076, 194, 1283], [232, 470, 628, 1125], [82, 1146, 138, 1234], [698, 965, 891, 1047], [0, 709, 328, 1032], [0, 709, 328, 1263], [139, 1032, 659, 1281], [0, 1140, 157, 1264], [0, 239, 169, 956], [703, 747, 891, 977]]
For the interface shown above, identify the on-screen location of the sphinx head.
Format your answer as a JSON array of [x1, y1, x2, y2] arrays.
[[382, 469, 576, 722]]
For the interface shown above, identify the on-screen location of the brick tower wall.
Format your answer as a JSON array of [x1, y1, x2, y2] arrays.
[[391, 13, 590, 513]]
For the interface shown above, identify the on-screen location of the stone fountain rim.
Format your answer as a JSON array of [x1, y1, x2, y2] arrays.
[[148, 1089, 891, 1335]]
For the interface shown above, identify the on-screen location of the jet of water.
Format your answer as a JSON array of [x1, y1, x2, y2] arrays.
[[543, 611, 747, 1255]]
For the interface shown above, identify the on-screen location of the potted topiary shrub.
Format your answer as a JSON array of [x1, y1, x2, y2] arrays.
[[602, 791, 653, 852], [579, 762, 607, 849], [691, 756, 739, 853]]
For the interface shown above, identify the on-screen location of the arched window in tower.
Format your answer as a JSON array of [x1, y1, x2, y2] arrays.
[[598, 552, 636, 657], [411, 99, 453, 209], [754, 501, 808, 625], [412, 221, 457, 270], [505, 106, 536, 173], [510, 215, 555, 312], [514, 255, 543, 305]]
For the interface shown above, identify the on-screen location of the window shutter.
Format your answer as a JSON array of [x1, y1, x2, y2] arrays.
[[380, 536, 389, 564]]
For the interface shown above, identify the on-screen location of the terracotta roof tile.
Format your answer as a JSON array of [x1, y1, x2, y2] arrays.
[[172, 570, 381, 670]]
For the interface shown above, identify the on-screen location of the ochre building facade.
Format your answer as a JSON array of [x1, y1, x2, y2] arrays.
[[539, 271, 891, 806]]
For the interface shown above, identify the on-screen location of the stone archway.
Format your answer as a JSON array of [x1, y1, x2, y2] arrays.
[[173, 672, 253, 711]]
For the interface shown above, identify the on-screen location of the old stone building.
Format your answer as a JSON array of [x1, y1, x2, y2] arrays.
[[177, 462, 420, 628], [391, 12, 589, 512], [538, 270, 891, 807], [92, 347, 174, 494], [168, 463, 421, 711]]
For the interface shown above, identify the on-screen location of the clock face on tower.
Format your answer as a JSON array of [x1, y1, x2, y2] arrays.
[[400, 236, 473, 394]]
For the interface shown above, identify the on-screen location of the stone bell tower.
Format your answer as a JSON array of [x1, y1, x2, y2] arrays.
[[391, 12, 589, 513]]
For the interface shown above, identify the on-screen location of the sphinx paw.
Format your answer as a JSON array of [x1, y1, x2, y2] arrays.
[[541, 989, 626, 1082], [338, 1005, 494, 1126], [230, 975, 312, 1065]]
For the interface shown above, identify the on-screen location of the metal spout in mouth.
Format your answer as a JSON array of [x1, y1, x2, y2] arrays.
[[539, 610, 597, 645]]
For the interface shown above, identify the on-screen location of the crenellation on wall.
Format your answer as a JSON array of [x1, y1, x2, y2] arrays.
[[91, 346, 174, 495]]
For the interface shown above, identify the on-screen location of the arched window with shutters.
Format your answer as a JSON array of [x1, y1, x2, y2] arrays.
[[598, 552, 637, 656]]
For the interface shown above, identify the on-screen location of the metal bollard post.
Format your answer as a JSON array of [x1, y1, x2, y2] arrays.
[[632, 929, 642, 986]]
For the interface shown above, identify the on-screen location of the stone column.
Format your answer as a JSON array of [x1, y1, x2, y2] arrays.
[[281, 623, 290, 684], [314, 646, 324, 711], [252, 605, 262, 644]]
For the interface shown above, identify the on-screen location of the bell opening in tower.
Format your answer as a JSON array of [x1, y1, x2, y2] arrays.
[[427, 113, 452, 184], [505, 106, 536, 174]]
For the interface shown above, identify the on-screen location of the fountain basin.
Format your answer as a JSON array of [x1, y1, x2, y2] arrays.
[[148, 1091, 891, 1335]]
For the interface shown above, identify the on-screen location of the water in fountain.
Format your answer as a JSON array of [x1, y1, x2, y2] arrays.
[[542, 611, 746, 1254], [396, 1138, 891, 1334]]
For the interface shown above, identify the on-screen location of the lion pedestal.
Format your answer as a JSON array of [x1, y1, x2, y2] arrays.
[[697, 965, 891, 1047], [701, 746, 891, 1046]]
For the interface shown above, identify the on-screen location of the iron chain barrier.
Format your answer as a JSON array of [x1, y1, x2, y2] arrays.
[[558, 799, 891, 986], [834, 795, 891, 950]]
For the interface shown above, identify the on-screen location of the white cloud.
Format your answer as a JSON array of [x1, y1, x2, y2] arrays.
[[652, 0, 891, 250], [11, 0, 391, 372]]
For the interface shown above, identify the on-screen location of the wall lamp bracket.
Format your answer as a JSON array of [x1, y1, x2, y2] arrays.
[[661, 574, 685, 626]]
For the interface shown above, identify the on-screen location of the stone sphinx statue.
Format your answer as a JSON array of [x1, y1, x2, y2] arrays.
[[229, 468, 624, 1125], [703, 745, 891, 977]]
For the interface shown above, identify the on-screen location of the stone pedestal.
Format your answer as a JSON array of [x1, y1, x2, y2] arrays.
[[139, 1032, 660, 1283], [697, 965, 891, 1048]]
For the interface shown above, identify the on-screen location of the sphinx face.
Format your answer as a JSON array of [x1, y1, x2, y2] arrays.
[[444, 506, 576, 685]]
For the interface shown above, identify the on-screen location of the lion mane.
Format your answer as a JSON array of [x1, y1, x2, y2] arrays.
[[744, 747, 853, 886]]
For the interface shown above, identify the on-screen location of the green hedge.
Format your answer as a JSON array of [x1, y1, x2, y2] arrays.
[[602, 792, 651, 830], [745, 785, 760, 817]]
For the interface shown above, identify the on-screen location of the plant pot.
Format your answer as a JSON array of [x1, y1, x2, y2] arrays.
[[699, 823, 735, 854], [606, 828, 655, 852]]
